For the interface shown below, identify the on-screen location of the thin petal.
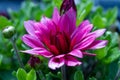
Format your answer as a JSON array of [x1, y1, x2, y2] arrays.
[[24, 20, 36, 36], [74, 33, 96, 49], [88, 40, 108, 49], [21, 34, 43, 48], [78, 20, 90, 29], [48, 55, 65, 70], [52, 7, 60, 24], [71, 20, 90, 38], [68, 49, 83, 58], [65, 8, 76, 34], [91, 29, 106, 38], [65, 55, 81, 66], [70, 24, 93, 49], [21, 48, 53, 58], [59, 8, 76, 35], [41, 16, 56, 35], [83, 52, 96, 56]]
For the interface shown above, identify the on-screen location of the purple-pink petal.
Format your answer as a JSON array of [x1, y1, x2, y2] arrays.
[[41, 16, 56, 35], [59, 8, 76, 35], [68, 49, 83, 58], [52, 7, 60, 24], [21, 48, 53, 58], [70, 24, 93, 48], [71, 20, 90, 38], [88, 40, 108, 49], [83, 52, 96, 56], [90, 29, 106, 38], [74, 33, 96, 49], [24, 20, 36, 36], [22, 34, 43, 48], [65, 55, 82, 66], [48, 56, 65, 70]]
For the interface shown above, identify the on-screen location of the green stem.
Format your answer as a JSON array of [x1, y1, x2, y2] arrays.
[[61, 65, 67, 80], [36, 70, 46, 80], [10, 38, 24, 68], [114, 69, 120, 80]]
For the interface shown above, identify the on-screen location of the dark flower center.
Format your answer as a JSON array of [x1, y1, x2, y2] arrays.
[[43, 31, 70, 56]]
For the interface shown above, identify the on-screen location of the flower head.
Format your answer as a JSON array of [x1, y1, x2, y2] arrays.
[[21, 7, 107, 70]]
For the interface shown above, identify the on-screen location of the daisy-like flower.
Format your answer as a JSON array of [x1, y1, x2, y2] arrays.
[[21, 7, 107, 70]]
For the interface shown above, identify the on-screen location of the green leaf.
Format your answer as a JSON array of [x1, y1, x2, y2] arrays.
[[26, 69, 36, 80], [0, 54, 3, 65], [77, 2, 93, 25], [52, 0, 62, 9], [74, 71, 84, 80], [16, 68, 27, 80], [44, 5, 53, 17], [12, 71, 17, 77], [103, 47, 120, 63], [105, 7, 118, 26], [89, 77, 97, 80], [77, 10, 86, 25], [0, 16, 12, 29], [95, 47, 107, 60], [92, 14, 106, 28]]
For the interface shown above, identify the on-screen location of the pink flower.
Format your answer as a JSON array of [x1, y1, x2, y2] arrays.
[[21, 7, 107, 70]]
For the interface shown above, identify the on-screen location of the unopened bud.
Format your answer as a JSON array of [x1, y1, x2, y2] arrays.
[[2, 26, 15, 39], [28, 56, 41, 68], [60, 0, 76, 15]]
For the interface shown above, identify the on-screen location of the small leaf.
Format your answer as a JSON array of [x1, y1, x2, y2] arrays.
[[103, 47, 120, 63], [16, 68, 27, 80], [89, 77, 97, 80], [95, 47, 107, 60], [92, 14, 106, 28], [77, 2, 93, 25], [12, 71, 17, 77], [52, 0, 62, 9], [26, 69, 36, 80], [0, 54, 3, 65], [74, 70, 84, 80], [44, 5, 53, 17], [0, 16, 12, 29], [106, 7, 118, 26]]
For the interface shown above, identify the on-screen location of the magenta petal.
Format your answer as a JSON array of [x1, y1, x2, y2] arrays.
[[68, 49, 83, 58], [71, 24, 93, 48], [91, 29, 106, 38], [89, 40, 108, 49], [83, 52, 96, 56], [74, 33, 96, 49], [22, 34, 43, 48], [65, 8, 76, 34], [52, 7, 60, 24], [41, 16, 56, 34], [71, 20, 90, 38], [48, 56, 65, 70], [78, 20, 90, 29], [65, 55, 81, 66], [59, 8, 76, 35], [21, 48, 53, 58], [24, 20, 36, 36]]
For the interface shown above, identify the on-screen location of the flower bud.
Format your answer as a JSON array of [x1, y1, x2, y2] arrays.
[[2, 26, 15, 39], [28, 56, 41, 68], [60, 0, 76, 15]]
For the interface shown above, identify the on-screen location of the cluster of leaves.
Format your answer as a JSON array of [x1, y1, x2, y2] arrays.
[[0, 0, 119, 80]]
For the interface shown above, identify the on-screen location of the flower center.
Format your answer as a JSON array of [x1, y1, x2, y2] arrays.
[[43, 32, 70, 56]]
